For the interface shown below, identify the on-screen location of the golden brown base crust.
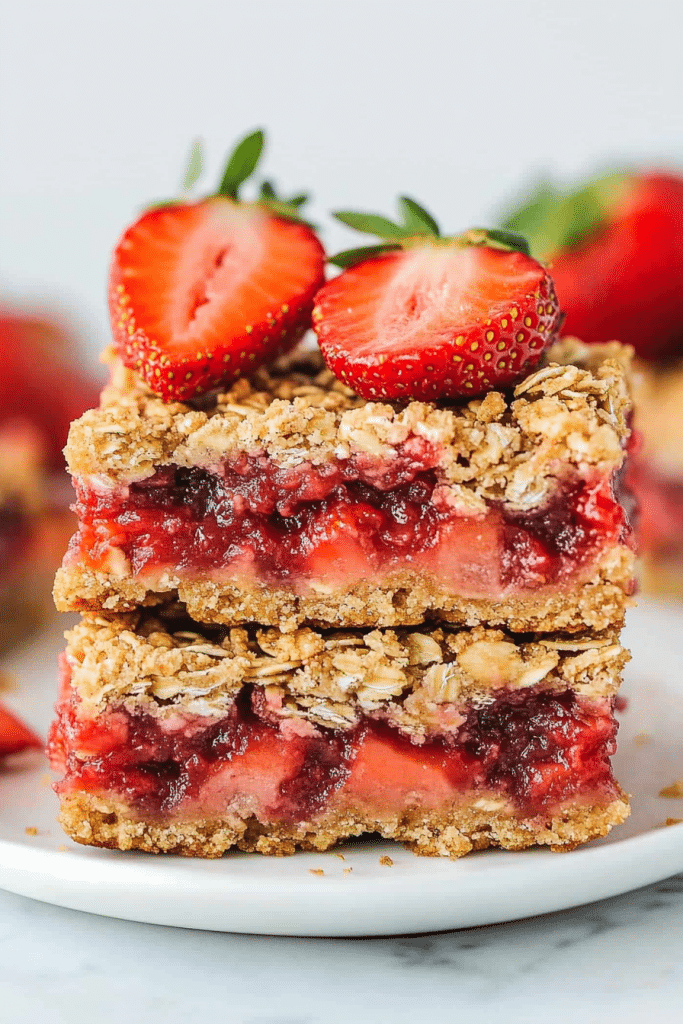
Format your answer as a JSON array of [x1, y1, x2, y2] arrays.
[[58, 790, 630, 860], [55, 548, 634, 634]]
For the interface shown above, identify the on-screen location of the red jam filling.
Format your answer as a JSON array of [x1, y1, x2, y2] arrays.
[[50, 677, 620, 821], [67, 448, 632, 595]]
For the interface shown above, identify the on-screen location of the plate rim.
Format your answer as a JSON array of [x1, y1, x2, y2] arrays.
[[0, 787, 682, 935], [1, 597, 683, 935]]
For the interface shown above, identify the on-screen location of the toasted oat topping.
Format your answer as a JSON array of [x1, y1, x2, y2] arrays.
[[66, 339, 632, 513], [65, 609, 628, 737]]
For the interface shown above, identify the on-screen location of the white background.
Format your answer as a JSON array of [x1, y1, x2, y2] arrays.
[[1, 0, 683, 369], [3, 7, 683, 1019]]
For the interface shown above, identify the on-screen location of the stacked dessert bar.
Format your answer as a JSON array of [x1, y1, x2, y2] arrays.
[[49, 138, 636, 857]]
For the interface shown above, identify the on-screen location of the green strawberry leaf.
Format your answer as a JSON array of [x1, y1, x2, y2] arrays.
[[218, 129, 265, 199], [181, 138, 204, 192], [553, 187, 604, 252], [478, 228, 531, 256], [502, 179, 561, 258], [328, 244, 402, 269], [256, 179, 315, 227], [260, 181, 308, 208], [502, 171, 631, 259], [399, 196, 440, 236], [259, 196, 316, 228], [334, 211, 408, 241], [143, 199, 183, 212]]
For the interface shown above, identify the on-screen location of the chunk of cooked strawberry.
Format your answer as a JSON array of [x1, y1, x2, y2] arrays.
[[0, 702, 42, 758], [109, 132, 325, 401], [314, 207, 559, 401], [502, 170, 683, 360]]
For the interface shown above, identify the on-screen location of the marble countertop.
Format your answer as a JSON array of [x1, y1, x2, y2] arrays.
[[2, 874, 682, 1023]]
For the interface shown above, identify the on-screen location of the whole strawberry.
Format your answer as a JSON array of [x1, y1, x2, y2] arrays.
[[312, 199, 560, 401], [110, 132, 326, 401], [0, 312, 100, 470], [502, 170, 683, 360]]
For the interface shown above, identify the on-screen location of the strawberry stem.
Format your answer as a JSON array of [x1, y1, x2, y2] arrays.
[[329, 205, 531, 268], [501, 170, 630, 259], [334, 197, 441, 245], [463, 228, 531, 256], [257, 179, 316, 228], [328, 244, 402, 268], [334, 211, 407, 241], [399, 196, 440, 236]]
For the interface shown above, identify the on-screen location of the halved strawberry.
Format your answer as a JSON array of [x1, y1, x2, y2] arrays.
[[0, 702, 42, 758], [313, 201, 560, 401], [110, 132, 326, 401]]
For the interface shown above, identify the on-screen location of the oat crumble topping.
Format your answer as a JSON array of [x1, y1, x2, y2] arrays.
[[64, 609, 628, 738], [65, 339, 632, 514]]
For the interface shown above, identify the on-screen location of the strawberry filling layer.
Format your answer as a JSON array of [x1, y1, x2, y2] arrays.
[[50, 672, 620, 822], [66, 448, 632, 597]]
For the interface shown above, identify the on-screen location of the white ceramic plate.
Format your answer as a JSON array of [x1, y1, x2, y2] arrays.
[[0, 600, 682, 937]]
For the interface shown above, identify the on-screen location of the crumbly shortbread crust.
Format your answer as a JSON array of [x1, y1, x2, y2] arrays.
[[66, 339, 632, 515], [64, 609, 628, 738], [58, 790, 630, 858], [54, 545, 635, 633]]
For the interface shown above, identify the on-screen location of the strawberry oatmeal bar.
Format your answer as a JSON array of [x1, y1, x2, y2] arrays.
[[55, 339, 635, 634], [49, 134, 635, 857], [50, 607, 629, 856]]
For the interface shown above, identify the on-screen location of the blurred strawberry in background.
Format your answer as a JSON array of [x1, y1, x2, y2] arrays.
[[0, 305, 102, 650], [502, 169, 683, 596], [0, 695, 42, 759], [0, 310, 101, 469], [502, 169, 683, 362]]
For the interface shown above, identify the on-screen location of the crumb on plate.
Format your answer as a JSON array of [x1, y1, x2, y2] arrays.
[[659, 780, 683, 798]]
